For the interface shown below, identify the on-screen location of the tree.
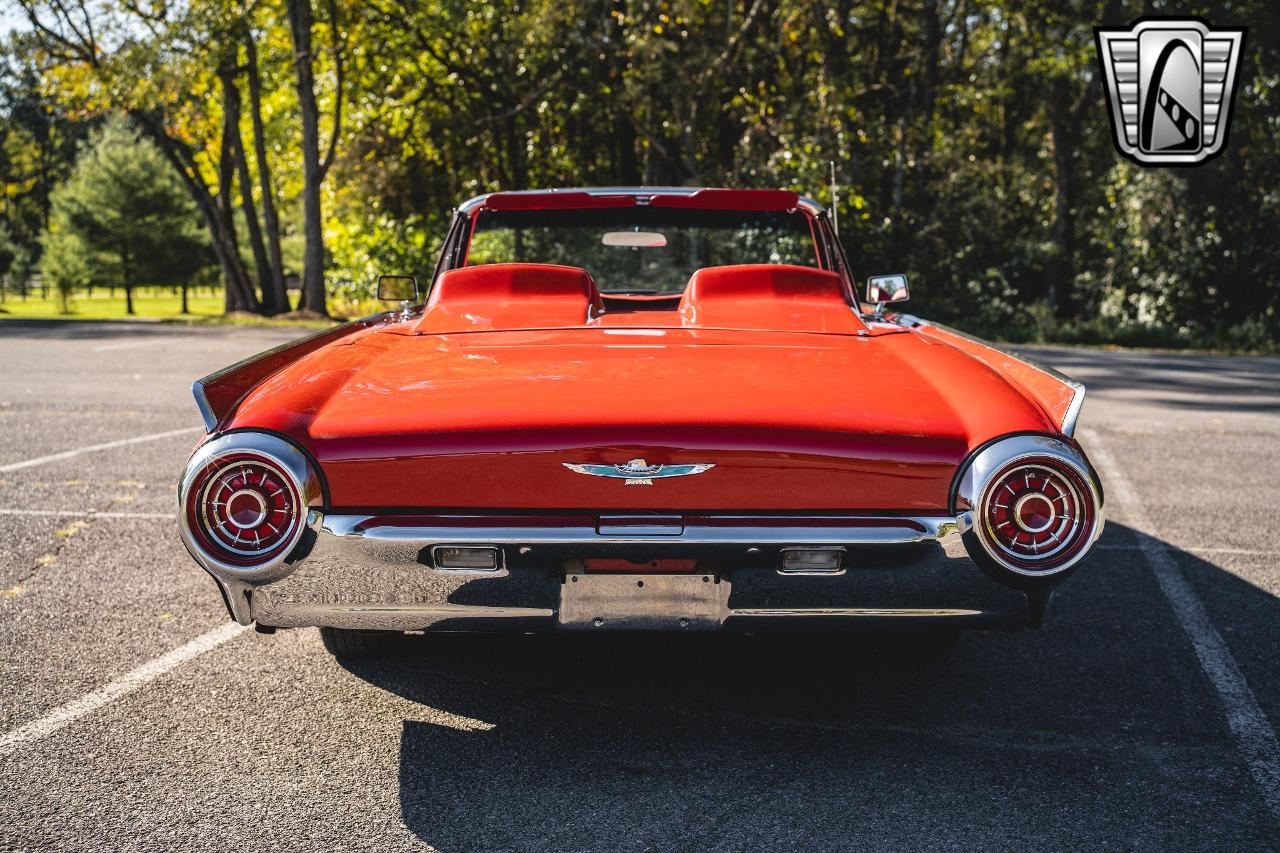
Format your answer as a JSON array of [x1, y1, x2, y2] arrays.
[[285, 0, 344, 316], [43, 116, 210, 314], [14, 0, 315, 315], [0, 222, 15, 280], [7, 0, 1279, 345]]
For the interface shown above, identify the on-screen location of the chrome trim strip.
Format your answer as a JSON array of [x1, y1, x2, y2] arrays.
[[320, 514, 961, 547], [192, 380, 218, 433], [258, 603, 556, 631], [733, 607, 984, 618], [253, 603, 1011, 632], [892, 316, 1086, 437]]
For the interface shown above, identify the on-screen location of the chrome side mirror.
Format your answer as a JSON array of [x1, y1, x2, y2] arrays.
[[378, 274, 419, 302], [866, 273, 909, 306]]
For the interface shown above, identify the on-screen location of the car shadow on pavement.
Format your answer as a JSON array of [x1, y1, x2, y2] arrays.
[[334, 522, 1280, 852]]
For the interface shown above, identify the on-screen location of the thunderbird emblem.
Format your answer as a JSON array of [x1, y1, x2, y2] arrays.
[[1096, 18, 1246, 166], [563, 458, 715, 486]]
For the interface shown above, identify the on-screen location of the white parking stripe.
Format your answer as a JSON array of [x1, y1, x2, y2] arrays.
[[1081, 427, 1280, 822], [0, 622, 247, 757], [1098, 544, 1280, 557], [90, 339, 174, 353], [0, 508, 173, 519], [0, 426, 202, 473]]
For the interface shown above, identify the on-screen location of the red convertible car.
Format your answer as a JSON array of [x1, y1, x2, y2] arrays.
[[179, 187, 1103, 658]]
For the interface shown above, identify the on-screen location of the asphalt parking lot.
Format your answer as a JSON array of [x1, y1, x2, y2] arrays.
[[0, 319, 1277, 851]]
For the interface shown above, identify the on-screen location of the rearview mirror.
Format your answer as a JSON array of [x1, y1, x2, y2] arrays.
[[602, 231, 668, 248], [866, 274, 909, 305], [378, 275, 419, 302]]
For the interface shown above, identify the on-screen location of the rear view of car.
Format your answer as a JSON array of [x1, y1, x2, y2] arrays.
[[178, 187, 1103, 657]]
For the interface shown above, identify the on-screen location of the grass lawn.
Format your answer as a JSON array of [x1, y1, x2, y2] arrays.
[[0, 287, 224, 320], [0, 287, 334, 327]]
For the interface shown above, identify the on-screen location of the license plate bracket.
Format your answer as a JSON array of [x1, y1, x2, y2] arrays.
[[558, 572, 730, 631]]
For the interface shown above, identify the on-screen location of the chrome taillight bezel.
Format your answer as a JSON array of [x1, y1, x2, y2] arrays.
[[954, 434, 1104, 583], [178, 432, 320, 581]]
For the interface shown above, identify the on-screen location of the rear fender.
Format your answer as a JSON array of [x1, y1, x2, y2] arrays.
[[193, 315, 390, 433], [894, 316, 1085, 436]]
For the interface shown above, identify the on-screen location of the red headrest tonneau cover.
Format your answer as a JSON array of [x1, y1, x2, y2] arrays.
[[678, 264, 864, 334], [649, 189, 800, 211], [484, 191, 636, 211], [415, 263, 602, 334]]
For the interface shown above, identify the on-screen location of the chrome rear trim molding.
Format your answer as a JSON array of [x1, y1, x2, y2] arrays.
[[192, 380, 218, 433], [319, 513, 963, 547], [734, 607, 983, 618]]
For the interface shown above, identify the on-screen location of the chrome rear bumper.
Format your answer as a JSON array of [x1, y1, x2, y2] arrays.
[[200, 511, 1045, 632]]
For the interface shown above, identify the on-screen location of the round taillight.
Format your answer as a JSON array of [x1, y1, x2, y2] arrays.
[[979, 458, 1095, 574], [184, 452, 304, 567]]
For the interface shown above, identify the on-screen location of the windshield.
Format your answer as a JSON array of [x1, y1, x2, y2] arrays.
[[464, 208, 821, 294]]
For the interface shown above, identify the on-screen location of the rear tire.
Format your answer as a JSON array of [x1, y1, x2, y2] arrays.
[[319, 626, 391, 660]]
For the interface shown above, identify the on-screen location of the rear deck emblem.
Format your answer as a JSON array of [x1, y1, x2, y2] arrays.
[[563, 459, 714, 486], [1095, 18, 1246, 166]]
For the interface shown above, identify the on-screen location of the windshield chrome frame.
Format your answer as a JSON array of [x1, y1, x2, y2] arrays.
[[435, 188, 837, 300]]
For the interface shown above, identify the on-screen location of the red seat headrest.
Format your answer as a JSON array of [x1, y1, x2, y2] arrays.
[[678, 264, 859, 333], [415, 263, 601, 334]]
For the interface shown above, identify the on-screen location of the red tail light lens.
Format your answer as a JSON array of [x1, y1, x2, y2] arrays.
[[184, 452, 303, 567], [980, 459, 1095, 573]]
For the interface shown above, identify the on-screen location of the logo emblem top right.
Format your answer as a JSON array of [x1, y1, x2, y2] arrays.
[[1096, 18, 1246, 166]]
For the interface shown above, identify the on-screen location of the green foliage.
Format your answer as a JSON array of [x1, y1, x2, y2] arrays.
[[6, 0, 1279, 347], [40, 224, 92, 312], [1, 50, 92, 275], [42, 116, 211, 312], [0, 222, 16, 278]]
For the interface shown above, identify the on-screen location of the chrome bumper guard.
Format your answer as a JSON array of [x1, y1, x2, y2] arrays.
[[200, 511, 1043, 632]]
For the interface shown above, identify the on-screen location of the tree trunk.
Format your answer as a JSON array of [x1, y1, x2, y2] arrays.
[[244, 30, 289, 313], [219, 65, 276, 313], [286, 0, 328, 316], [1048, 77, 1080, 319], [129, 111, 258, 313], [122, 246, 133, 315]]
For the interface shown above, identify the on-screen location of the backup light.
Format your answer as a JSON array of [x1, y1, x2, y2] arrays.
[[779, 548, 844, 575], [432, 545, 502, 571]]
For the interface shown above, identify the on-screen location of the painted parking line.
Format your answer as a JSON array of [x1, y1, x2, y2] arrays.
[[0, 508, 173, 519], [0, 622, 247, 758], [90, 339, 175, 353], [1098, 544, 1280, 558], [1081, 427, 1280, 823], [0, 426, 202, 473]]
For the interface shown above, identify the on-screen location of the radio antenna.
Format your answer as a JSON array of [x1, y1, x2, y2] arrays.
[[829, 160, 839, 233]]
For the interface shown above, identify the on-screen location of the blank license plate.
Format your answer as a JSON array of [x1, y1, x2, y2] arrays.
[[558, 573, 730, 631]]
